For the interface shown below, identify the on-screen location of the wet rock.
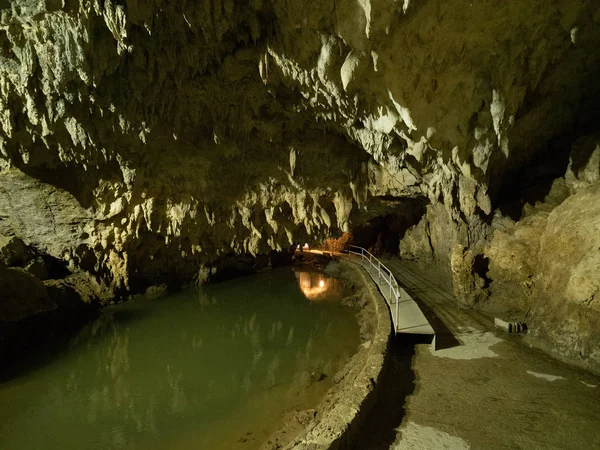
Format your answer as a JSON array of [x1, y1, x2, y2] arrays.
[[0, 269, 99, 364], [400, 215, 433, 261], [142, 284, 169, 300], [44, 273, 108, 308], [0, 267, 55, 322], [292, 252, 333, 271], [309, 372, 327, 383]]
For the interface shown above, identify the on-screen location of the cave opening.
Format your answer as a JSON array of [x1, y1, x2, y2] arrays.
[[348, 198, 428, 256], [493, 71, 600, 221], [492, 133, 576, 221]]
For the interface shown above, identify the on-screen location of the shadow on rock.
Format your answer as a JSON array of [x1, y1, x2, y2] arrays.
[[352, 334, 426, 450], [390, 263, 462, 351], [0, 307, 98, 383], [410, 299, 461, 351]]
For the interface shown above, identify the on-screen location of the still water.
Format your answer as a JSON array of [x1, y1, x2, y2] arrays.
[[0, 268, 359, 450]]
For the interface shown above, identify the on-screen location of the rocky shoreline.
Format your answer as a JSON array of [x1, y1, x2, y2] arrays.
[[0, 237, 102, 364], [261, 258, 392, 450], [0, 234, 297, 365]]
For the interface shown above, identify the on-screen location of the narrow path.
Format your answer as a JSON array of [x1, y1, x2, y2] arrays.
[[356, 257, 600, 450], [383, 258, 493, 348], [347, 252, 435, 337]]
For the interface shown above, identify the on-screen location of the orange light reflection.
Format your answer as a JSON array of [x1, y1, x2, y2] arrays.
[[296, 272, 339, 301]]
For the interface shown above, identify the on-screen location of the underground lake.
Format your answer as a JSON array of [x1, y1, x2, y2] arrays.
[[0, 268, 360, 450]]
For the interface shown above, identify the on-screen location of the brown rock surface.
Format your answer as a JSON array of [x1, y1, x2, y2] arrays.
[[1, 1, 600, 368], [531, 181, 600, 368], [0, 267, 55, 322]]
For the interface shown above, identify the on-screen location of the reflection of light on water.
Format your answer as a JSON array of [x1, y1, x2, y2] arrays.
[[296, 272, 344, 301], [0, 269, 361, 450], [297, 272, 329, 300]]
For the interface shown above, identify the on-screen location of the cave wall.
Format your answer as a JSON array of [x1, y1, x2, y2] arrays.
[[482, 136, 600, 370], [1, 1, 600, 367]]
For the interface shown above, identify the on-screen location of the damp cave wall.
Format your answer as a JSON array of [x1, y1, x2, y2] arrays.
[[1, 0, 600, 369]]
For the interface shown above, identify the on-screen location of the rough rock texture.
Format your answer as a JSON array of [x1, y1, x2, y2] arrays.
[[463, 137, 600, 372], [0, 270, 99, 363], [0, 267, 54, 321], [265, 260, 391, 450], [531, 181, 600, 368], [1, 2, 600, 367]]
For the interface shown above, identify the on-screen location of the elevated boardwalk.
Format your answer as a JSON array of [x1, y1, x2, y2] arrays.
[[343, 246, 435, 344]]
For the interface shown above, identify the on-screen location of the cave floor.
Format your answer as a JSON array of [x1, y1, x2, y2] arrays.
[[354, 257, 600, 450]]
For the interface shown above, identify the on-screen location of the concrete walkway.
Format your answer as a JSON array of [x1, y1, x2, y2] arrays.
[[348, 253, 435, 338], [354, 257, 600, 450]]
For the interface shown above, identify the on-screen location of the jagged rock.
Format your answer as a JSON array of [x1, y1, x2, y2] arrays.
[[450, 245, 485, 307], [0, 267, 55, 322], [1, 1, 598, 292], [44, 272, 107, 309], [484, 213, 546, 312], [530, 181, 600, 368], [565, 134, 600, 194], [399, 215, 432, 261], [0, 236, 27, 267], [482, 175, 600, 370], [25, 257, 49, 280], [486, 213, 547, 286], [1, 1, 600, 369], [400, 203, 469, 263]]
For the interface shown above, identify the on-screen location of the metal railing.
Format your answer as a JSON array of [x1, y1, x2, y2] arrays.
[[345, 245, 400, 332]]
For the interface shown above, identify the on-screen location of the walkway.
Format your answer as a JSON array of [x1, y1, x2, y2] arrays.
[[354, 257, 600, 450], [346, 249, 435, 338]]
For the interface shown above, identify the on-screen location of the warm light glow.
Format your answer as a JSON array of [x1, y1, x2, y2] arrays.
[[295, 271, 345, 302], [297, 272, 329, 300]]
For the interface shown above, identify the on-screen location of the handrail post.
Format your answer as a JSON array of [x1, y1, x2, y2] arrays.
[[350, 246, 404, 334], [395, 287, 399, 327]]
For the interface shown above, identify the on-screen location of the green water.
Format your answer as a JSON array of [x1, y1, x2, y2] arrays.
[[0, 268, 360, 450]]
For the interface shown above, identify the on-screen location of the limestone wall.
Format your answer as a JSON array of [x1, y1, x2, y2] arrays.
[[1, 1, 600, 367]]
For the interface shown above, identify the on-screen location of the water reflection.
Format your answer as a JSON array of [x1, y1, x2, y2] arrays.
[[295, 270, 345, 302], [0, 269, 359, 450]]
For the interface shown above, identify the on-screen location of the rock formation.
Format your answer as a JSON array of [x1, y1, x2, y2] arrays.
[[1, 1, 600, 369]]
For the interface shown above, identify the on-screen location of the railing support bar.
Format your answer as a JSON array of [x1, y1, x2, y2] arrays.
[[346, 245, 400, 333]]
